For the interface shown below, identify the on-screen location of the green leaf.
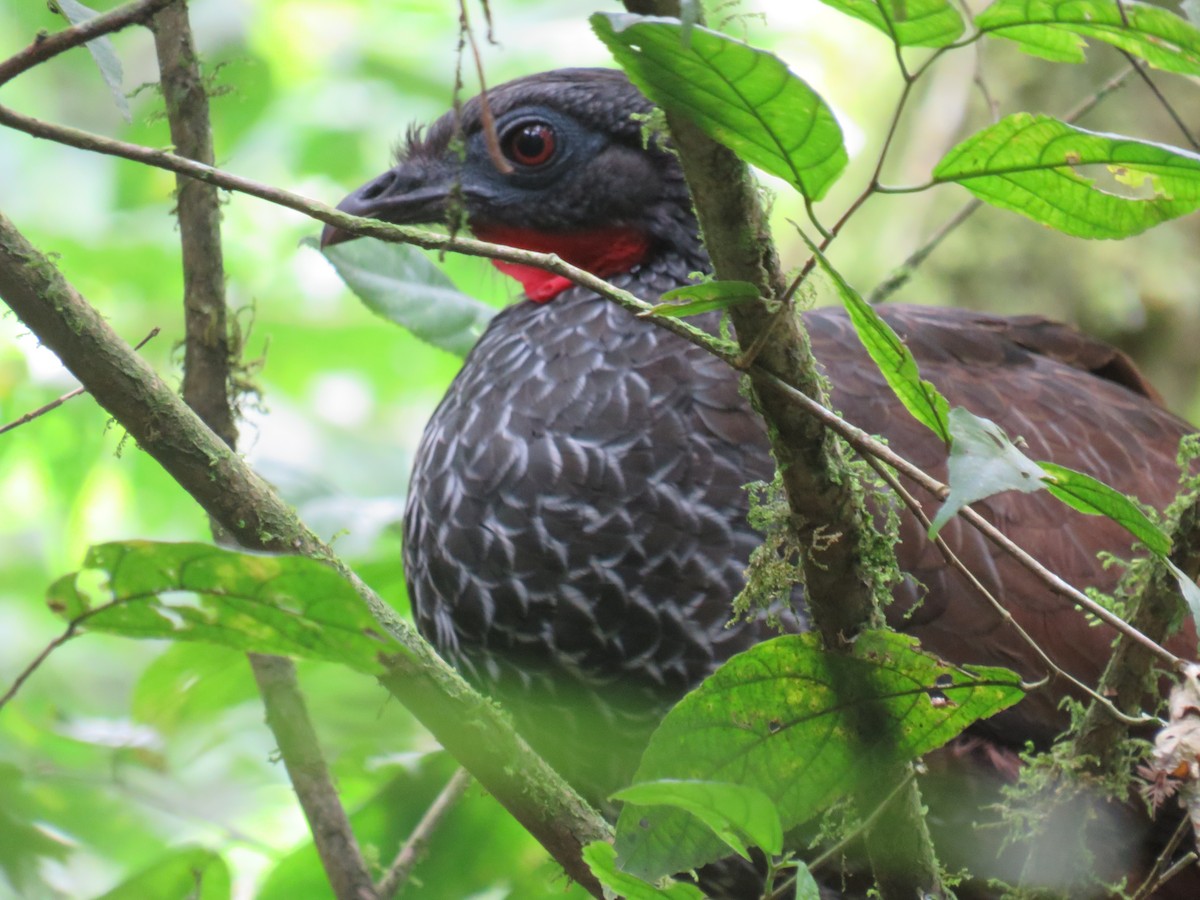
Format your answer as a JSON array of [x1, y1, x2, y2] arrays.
[[1168, 560, 1200, 628], [1038, 461, 1171, 555], [977, 0, 1200, 75], [613, 779, 784, 859], [592, 14, 847, 200], [314, 237, 495, 358], [793, 863, 822, 900], [641, 280, 759, 318], [94, 846, 230, 900], [54, 0, 131, 122], [614, 631, 1023, 879], [929, 407, 1047, 538], [933, 114, 1200, 238], [47, 541, 394, 674], [802, 233, 951, 443], [819, 0, 964, 47], [582, 842, 706, 899]]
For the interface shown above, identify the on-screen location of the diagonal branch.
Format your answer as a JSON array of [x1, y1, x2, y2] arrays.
[[0, 210, 609, 898]]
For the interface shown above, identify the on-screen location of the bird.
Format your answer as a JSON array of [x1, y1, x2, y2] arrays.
[[322, 68, 1198, 896]]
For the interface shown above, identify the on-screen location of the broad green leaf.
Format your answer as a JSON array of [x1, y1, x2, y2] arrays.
[[803, 233, 951, 443], [47, 541, 394, 674], [314, 237, 495, 358], [929, 407, 1047, 537], [819, 0, 964, 47], [54, 0, 130, 121], [613, 779, 783, 859], [641, 280, 759, 318], [94, 846, 230, 900], [614, 631, 1023, 879], [592, 14, 847, 200], [1038, 461, 1171, 555], [933, 114, 1200, 238], [582, 842, 706, 899], [977, 0, 1200, 75]]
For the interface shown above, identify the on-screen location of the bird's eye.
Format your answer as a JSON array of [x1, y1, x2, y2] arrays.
[[502, 121, 557, 167]]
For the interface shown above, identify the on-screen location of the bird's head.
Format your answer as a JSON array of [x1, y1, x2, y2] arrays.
[[320, 68, 701, 301]]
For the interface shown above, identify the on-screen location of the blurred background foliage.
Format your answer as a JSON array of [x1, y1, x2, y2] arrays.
[[1, 0, 1198, 897]]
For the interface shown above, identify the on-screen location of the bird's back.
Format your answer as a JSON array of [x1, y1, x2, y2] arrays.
[[404, 275, 1196, 800]]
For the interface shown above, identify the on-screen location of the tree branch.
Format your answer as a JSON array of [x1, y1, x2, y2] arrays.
[[0, 0, 177, 88], [251, 655, 376, 900], [151, 1, 234, 445], [0, 211, 609, 898], [148, 4, 376, 898]]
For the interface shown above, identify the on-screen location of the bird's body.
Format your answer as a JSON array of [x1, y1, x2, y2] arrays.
[[325, 67, 1197, 895]]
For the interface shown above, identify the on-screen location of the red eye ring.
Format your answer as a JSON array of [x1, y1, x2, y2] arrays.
[[502, 122, 557, 167]]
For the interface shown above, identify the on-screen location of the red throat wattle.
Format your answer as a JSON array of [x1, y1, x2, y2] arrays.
[[471, 225, 651, 303]]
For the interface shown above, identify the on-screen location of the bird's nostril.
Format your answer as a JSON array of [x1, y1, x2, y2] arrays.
[[359, 172, 395, 201]]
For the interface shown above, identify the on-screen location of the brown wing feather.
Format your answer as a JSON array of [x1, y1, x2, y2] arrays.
[[808, 304, 1197, 744]]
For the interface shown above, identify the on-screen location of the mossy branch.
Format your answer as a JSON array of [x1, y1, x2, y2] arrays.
[[615, 3, 945, 896], [0, 211, 610, 898]]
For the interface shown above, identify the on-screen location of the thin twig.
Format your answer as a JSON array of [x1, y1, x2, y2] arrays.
[[1061, 64, 1135, 123], [1121, 51, 1199, 150], [0, 327, 158, 435], [251, 655, 378, 900], [377, 767, 473, 899], [0, 624, 79, 712], [1130, 813, 1192, 900], [744, 45, 940, 369], [866, 199, 980, 305], [743, 59, 930, 369], [0, 102, 730, 363], [869, 63, 1136, 306], [0, 0, 176, 87], [457, 0, 511, 174], [767, 768, 920, 899], [1113, 0, 1198, 151]]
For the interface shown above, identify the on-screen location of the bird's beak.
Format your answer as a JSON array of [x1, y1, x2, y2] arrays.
[[319, 163, 459, 248]]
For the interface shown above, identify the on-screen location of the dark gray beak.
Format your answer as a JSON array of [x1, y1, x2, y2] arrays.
[[319, 165, 458, 248]]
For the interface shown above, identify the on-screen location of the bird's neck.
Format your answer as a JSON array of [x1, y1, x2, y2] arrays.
[[471, 225, 654, 302]]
